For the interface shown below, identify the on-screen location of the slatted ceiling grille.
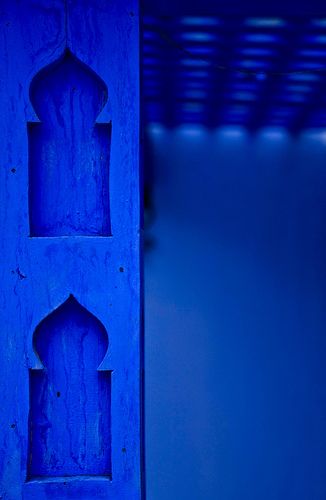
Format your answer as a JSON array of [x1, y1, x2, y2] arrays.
[[142, 16, 326, 129]]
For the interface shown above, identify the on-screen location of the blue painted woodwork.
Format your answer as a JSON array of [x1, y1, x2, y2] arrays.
[[28, 49, 111, 237], [0, 1, 142, 499], [28, 296, 111, 478]]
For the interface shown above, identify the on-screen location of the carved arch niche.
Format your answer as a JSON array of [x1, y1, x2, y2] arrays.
[[27, 296, 111, 479], [28, 49, 111, 237]]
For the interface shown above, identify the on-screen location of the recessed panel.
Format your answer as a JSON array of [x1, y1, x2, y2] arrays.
[[28, 50, 111, 237], [28, 296, 111, 479]]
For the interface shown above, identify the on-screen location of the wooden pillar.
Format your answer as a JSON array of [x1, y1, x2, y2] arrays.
[[0, 1, 142, 498]]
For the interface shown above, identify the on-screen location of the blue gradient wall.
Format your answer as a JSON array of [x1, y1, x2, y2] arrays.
[[145, 126, 326, 500]]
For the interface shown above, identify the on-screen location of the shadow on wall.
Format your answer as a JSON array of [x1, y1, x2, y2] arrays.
[[144, 124, 326, 500]]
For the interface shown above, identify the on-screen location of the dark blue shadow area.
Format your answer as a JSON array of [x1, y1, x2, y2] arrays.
[[145, 125, 326, 500], [142, 15, 326, 130], [142, 0, 326, 16]]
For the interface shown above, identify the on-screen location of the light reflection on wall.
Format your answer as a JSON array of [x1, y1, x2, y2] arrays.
[[145, 124, 326, 500]]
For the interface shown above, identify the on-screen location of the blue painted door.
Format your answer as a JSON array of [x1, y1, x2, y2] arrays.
[[0, 1, 142, 498]]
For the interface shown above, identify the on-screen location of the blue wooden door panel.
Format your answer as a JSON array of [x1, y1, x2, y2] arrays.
[[0, 1, 142, 498]]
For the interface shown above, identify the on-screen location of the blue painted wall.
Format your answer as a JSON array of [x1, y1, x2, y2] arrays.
[[145, 125, 326, 500], [0, 2, 142, 498]]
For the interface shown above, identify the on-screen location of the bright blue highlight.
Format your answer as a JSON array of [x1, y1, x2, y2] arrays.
[[244, 17, 286, 27], [242, 33, 280, 43], [180, 32, 218, 42]]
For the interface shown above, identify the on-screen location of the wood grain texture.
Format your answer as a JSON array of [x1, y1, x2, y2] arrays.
[[28, 296, 111, 478], [28, 49, 112, 237], [0, 0, 142, 498]]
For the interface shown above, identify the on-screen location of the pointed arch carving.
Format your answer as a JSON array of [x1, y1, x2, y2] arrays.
[[27, 295, 111, 479], [28, 49, 112, 237]]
